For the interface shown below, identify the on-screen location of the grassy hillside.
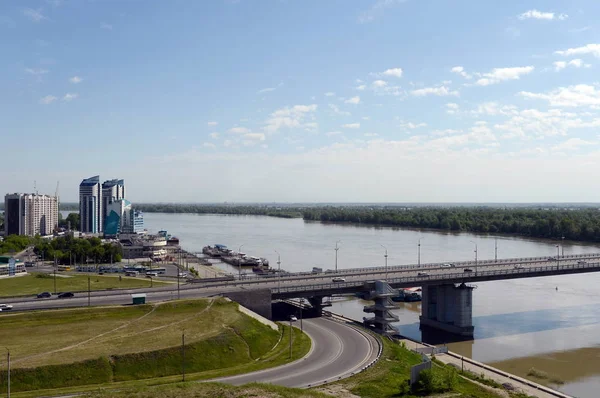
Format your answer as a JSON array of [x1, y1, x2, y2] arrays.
[[0, 299, 310, 394], [0, 272, 170, 298]]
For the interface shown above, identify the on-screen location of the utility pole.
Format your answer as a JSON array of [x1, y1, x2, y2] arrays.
[[561, 236, 565, 257], [181, 331, 186, 382], [53, 255, 57, 294], [334, 240, 341, 273], [289, 318, 293, 359], [494, 238, 498, 262], [470, 241, 478, 273], [6, 348, 10, 398], [299, 308, 303, 332], [88, 275, 91, 307], [418, 238, 424, 267], [238, 244, 245, 279], [177, 264, 180, 299]]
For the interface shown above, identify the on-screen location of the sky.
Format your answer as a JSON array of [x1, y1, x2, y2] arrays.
[[2, 0, 600, 203]]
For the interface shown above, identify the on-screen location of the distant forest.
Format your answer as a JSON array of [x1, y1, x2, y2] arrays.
[[46, 202, 600, 243]]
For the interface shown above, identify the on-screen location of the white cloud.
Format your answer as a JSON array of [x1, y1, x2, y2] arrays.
[[264, 104, 317, 133], [345, 96, 361, 104], [25, 68, 48, 75], [411, 86, 459, 97], [63, 93, 78, 101], [518, 10, 568, 21], [552, 138, 596, 151], [358, 0, 407, 23], [101, 22, 113, 30], [23, 8, 47, 22], [471, 102, 518, 116], [325, 92, 335, 97], [356, 85, 366, 91], [494, 108, 600, 139], [555, 44, 600, 58], [209, 132, 219, 139], [342, 123, 360, 129], [362, 116, 370, 120], [203, 142, 216, 149], [228, 127, 251, 134], [39, 95, 57, 104], [445, 103, 459, 114], [475, 66, 534, 86], [329, 104, 351, 116], [519, 84, 600, 108], [372, 80, 388, 88], [364, 133, 378, 137], [382, 68, 403, 78], [69, 76, 83, 84], [451, 66, 471, 79], [554, 59, 590, 71], [207, 121, 218, 126], [399, 122, 427, 129], [326, 131, 343, 136], [244, 133, 266, 141], [257, 87, 276, 94], [223, 139, 233, 147]]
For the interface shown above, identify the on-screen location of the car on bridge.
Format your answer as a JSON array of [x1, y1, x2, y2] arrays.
[[578, 260, 587, 265], [441, 263, 452, 268], [417, 271, 429, 277], [332, 277, 346, 282], [464, 268, 473, 273], [514, 264, 524, 269], [548, 257, 557, 261]]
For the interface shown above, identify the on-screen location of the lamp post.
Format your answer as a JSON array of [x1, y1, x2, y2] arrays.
[[556, 245, 560, 266], [275, 250, 281, 291], [238, 244, 245, 279], [418, 237, 424, 267], [181, 330, 186, 382], [87, 275, 91, 307], [494, 238, 498, 262], [470, 241, 478, 273], [334, 240, 341, 273], [561, 236, 565, 257], [289, 317, 293, 359], [380, 244, 388, 281]]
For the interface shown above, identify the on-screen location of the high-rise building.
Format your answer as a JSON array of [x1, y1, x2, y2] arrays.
[[79, 175, 102, 233], [102, 179, 125, 228], [4, 193, 58, 236], [103, 199, 144, 236]]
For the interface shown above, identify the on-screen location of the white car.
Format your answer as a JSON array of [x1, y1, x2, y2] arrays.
[[290, 315, 298, 322], [332, 277, 346, 283], [418, 271, 429, 277], [178, 272, 188, 278], [441, 263, 452, 268], [514, 264, 524, 269], [0, 304, 13, 311]]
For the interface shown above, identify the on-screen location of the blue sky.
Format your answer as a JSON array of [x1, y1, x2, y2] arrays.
[[2, 0, 600, 202]]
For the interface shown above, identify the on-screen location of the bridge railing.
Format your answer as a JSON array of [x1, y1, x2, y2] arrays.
[[271, 260, 600, 294]]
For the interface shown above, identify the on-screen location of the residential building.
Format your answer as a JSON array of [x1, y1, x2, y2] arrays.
[[79, 175, 102, 233], [4, 193, 59, 236], [102, 179, 125, 228]]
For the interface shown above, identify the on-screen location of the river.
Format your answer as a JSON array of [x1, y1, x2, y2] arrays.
[[62, 211, 600, 397]]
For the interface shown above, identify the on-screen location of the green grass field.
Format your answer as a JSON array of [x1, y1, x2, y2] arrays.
[[0, 298, 311, 395], [0, 272, 170, 298]]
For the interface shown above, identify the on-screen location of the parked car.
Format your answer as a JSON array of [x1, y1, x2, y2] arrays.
[[37, 292, 52, 298], [464, 268, 473, 273], [146, 272, 158, 277], [332, 277, 346, 282], [58, 292, 74, 299], [0, 304, 13, 311], [417, 271, 429, 277]]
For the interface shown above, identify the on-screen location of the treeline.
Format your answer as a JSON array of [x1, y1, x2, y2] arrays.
[[134, 203, 303, 218], [34, 235, 122, 264], [303, 207, 600, 242], [0, 235, 31, 255]]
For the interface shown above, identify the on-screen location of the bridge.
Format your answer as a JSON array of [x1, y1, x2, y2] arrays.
[[222, 252, 600, 337]]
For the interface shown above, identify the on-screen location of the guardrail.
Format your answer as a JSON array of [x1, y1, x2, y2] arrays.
[[272, 260, 600, 295]]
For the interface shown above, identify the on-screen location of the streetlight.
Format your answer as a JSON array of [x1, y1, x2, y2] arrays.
[[238, 244, 245, 279], [470, 240, 478, 273], [556, 245, 560, 266], [418, 237, 424, 266], [561, 236, 565, 258], [494, 238, 498, 262], [289, 317, 293, 359], [274, 250, 281, 291], [334, 240, 341, 273], [380, 244, 388, 281]]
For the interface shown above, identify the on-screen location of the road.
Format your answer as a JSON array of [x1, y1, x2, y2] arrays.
[[3, 253, 600, 310], [212, 317, 380, 388]]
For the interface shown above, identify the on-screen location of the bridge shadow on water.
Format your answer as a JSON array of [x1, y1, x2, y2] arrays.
[[394, 302, 600, 348]]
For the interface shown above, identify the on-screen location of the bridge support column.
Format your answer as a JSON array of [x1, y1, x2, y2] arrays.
[[420, 283, 474, 337], [307, 296, 331, 317], [363, 280, 399, 335]]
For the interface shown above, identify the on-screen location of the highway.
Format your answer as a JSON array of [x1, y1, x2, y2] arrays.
[[212, 317, 380, 388]]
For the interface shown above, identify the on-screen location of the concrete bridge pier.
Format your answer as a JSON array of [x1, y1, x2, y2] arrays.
[[307, 296, 331, 317], [420, 283, 474, 337]]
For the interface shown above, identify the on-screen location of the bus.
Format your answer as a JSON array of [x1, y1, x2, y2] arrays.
[[125, 271, 138, 277], [150, 267, 166, 274], [57, 265, 71, 271]]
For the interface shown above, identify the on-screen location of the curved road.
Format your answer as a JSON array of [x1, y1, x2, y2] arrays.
[[213, 317, 380, 388]]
